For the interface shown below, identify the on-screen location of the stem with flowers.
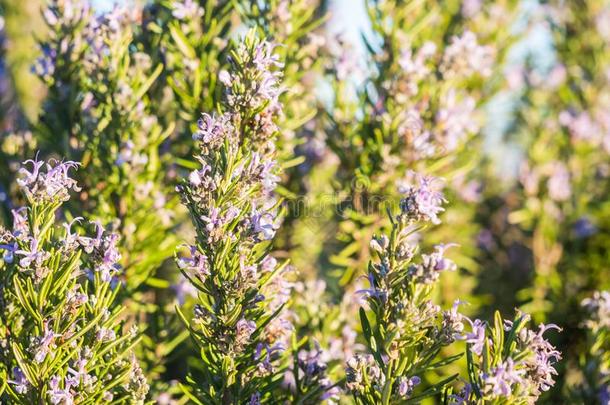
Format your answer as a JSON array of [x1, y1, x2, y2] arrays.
[[175, 30, 295, 404]]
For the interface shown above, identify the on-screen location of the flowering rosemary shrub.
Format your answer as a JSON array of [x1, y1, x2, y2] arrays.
[[346, 173, 463, 404], [455, 311, 561, 403], [0, 157, 148, 403], [175, 30, 296, 403]]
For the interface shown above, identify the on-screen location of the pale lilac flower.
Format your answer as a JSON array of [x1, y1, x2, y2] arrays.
[[172, 275, 198, 305], [66, 285, 88, 308], [441, 31, 494, 78], [62, 217, 84, 248], [481, 358, 524, 398], [462, 319, 487, 356], [559, 110, 602, 144], [176, 245, 210, 280], [188, 164, 213, 188], [47, 375, 75, 405], [250, 210, 278, 240], [346, 354, 385, 394], [462, 0, 482, 17], [399, 172, 446, 224], [67, 357, 96, 388], [516, 323, 562, 392], [435, 91, 478, 151], [397, 375, 421, 398], [219, 70, 231, 86], [33, 325, 60, 363], [171, 0, 204, 21], [441, 300, 468, 342], [410, 244, 458, 284], [15, 237, 50, 268], [260, 255, 277, 273], [96, 327, 117, 342], [397, 41, 436, 95], [8, 367, 29, 394], [357, 273, 388, 302], [253, 41, 284, 71], [547, 162, 571, 202], [236, 318, 257, 348], [192, 113, 234, 150], [11, 207, 28, 236], [96, 232, 121, 282], [17, 157, 81, 203]]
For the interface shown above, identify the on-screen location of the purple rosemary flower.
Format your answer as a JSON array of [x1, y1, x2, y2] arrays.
[[47, 375, 75, 405], [441, 300, 467, 343], [250, 209, 278, 241], [515, 322, 562, 393], [192, 113, 234, 151], [8, 367, 29, 394], [298, 348, 328, 379], [345, 354, 385, 394], [435, 91, 478, 152], [96, 327, 117, 342], [11, 207, 28, 236], [449, 383, 473, 405], [357, 273, 388, 303], [409, 244, 458, 284], [176, 245, 210, 280], [249, 392, 261, 405], [171, 0, 204, 21], [15, 237, 51, 269], [0, 239, 17, 263], [461, 0, 482, 18], [398, 172, 446, 224], [462, 318, 487, 356], [573, 216, 597, 239], [559, 110, 602, 144], [67, 357, 96, 389], [547, 162, 571, 202], [481, 358, 524, 398], [253, 41, 284, 72], [236, 318, 257, 349], [17, 157, 81, 204], [397, 376, 421, 398], [171, 275, 198, 305], [33, 324, 60, 363], [441, 30, 494, 78], [66, 285, 88, 309]]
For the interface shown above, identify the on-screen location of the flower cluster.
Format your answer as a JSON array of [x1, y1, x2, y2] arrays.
[[16, 158, 80, 204], [454, 312, 562, 403], [0, 157, 147, 404], [398, 172, 447, 224]]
